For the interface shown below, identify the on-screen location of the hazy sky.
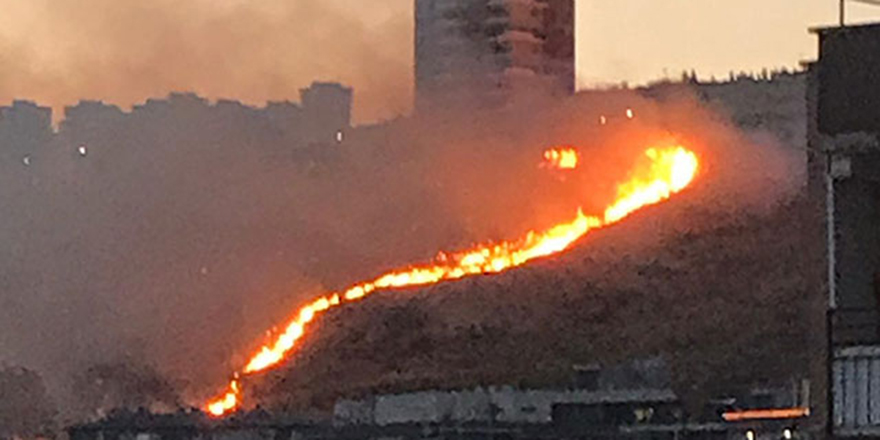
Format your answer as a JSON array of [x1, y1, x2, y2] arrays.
[[0, 0, 877, 123], [578, 0, 880, 87]]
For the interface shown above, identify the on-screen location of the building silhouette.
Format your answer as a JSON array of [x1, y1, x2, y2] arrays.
[[807, 21, 880, 438], [301, 82, 353, 145], [414, 0, 575, 111], [0, 100, 52, 164]]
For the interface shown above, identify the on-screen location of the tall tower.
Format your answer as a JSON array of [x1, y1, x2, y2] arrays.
[[415, 0, 575, 111]]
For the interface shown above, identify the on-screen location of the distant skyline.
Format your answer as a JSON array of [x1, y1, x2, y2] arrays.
[[0, 0, 877, 124]]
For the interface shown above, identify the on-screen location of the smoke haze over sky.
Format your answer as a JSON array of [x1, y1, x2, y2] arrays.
[[0, 0, 413, 124], [0, 0, 877, 122]]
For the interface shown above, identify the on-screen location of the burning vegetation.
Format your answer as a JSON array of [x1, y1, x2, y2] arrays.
[[206, 144, 701, 416], [541, 147, 579, 170]]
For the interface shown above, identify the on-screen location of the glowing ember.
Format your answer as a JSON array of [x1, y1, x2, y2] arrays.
[[205, 144, 700, 417], [542, 147, 579, 170]]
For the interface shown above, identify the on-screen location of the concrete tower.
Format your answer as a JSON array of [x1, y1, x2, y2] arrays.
[[415, 0, 575, 111]]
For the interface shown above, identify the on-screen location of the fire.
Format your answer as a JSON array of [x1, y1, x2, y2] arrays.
[[604, 147, 699, 223], [206, 379, 240, 417], [204, 144, 700, 417], [542, 147, 579, 170]]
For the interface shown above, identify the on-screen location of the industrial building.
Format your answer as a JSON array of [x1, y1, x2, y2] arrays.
[[414, 0, 575, 111], [334, 358, 675, 426]]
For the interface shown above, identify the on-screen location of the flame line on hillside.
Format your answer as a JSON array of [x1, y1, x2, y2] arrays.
[[205, 145, 699, 417]]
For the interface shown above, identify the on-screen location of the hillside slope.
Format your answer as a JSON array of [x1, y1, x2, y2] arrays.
[[244, 193, 825, 414]]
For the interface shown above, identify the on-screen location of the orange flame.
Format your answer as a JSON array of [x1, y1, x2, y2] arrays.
[[206, 379, 240, 417], [542, 147, 579, 170], [204, 144, 699, 417]]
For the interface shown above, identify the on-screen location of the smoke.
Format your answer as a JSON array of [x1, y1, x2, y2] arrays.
[[0, 0, 412, 123], [0, 78, 805, 423], [627, 92, 806, 216]]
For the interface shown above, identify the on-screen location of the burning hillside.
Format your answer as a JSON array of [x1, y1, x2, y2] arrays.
[[218, 181, 818, 417], [205, 143, 701, 416], [0, 85, 807, 424]]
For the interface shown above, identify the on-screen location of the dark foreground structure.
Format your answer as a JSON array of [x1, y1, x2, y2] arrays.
[[67, 408, 807, 440], [69, 360, 809, 440], [808, 21, 880, 439]]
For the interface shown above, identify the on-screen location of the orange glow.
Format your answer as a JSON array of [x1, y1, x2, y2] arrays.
[[722, 407, 811, 421], [206, 379, 240, 417], [604, 147, 699, 223], [204, 144, 700, 417], [542, 147, 579, 170]]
